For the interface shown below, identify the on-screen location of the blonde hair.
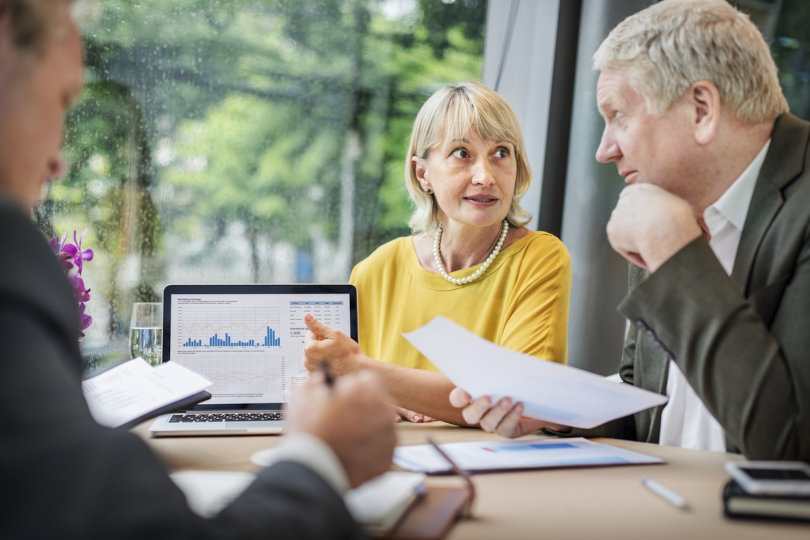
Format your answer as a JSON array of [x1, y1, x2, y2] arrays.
[[593, 0, 788, 123], [405, 81, 532, 234]]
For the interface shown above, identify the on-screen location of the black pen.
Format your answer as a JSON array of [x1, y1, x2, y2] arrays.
[[320, 361, 334, 387]]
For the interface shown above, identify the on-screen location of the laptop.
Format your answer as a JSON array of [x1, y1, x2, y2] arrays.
[[149, 283, 358, 437]]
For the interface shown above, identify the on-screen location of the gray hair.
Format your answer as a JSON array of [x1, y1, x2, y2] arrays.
[[405, 81, 532, 234], [593, 0, 788, 123]]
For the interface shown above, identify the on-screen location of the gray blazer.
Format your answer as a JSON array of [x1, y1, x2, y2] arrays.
[[608, 113, 810, 460], [0, 197, 366, 539]]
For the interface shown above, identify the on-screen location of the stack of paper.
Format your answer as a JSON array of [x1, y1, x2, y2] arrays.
[[82, 357, 212, 429]]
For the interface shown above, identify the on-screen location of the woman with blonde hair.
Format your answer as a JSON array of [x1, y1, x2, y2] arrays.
[[305, 81, 571, 425]]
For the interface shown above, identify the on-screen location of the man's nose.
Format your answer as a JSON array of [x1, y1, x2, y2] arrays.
[[595, 130, 620, 163]]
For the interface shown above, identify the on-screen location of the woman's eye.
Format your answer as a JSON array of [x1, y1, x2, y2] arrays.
[[494, 147, 510, 158], [451, 148, 469, 159]]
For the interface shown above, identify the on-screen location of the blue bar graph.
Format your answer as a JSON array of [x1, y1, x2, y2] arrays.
[[182, 326, 281, 348]]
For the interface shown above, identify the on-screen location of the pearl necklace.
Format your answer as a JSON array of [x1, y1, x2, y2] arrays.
[[433, 220, 509, 285]]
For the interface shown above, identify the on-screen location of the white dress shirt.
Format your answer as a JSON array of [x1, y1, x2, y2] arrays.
[[273, 432, 350, 494], [659, 140, 770, 451]]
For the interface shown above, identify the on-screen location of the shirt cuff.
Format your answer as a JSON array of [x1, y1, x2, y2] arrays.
[[275, 432, 350, 494]]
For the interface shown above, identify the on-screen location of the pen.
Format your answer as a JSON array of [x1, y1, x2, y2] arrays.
[[427, 437, 475, 518], [319, 362, 334, 387], [641, 476, 688, 510]]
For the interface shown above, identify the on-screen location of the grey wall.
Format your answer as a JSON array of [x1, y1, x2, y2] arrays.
[[559, 0, 654, 375], [482, 0, 560, 233]]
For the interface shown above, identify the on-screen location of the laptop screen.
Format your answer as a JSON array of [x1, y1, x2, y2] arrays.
[[162, 284, 357, 409]]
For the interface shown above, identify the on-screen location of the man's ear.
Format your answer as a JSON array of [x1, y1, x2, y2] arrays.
[[690, 80, 721, 146]]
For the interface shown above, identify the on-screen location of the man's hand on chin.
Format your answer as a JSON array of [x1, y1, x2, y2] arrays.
[[606, 184, 702, 272]]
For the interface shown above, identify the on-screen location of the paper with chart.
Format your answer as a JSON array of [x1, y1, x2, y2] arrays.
[[394, 437, 662, 474], [402, 316, 668, 429]]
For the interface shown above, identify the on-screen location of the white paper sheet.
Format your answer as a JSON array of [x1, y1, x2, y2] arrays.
[[402, 316, 667, 429], [394, 437, 662, 474], [82, 358, 212, 428]]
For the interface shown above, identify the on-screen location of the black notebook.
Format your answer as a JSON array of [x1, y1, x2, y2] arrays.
[[723, 478, 810, 522]]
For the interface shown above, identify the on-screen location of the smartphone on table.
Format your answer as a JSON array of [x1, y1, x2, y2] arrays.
[[725, 460, 810, 496]]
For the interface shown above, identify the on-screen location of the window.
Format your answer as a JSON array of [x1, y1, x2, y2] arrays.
[[40, 0, 487, 371], [769, 0, 810, 120]]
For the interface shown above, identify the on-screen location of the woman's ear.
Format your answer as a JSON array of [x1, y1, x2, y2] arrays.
[[412, 155, 430, 190], [690, 80, 721, 146]]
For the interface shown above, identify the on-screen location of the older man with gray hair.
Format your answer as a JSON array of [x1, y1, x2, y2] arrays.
[[452, 0, 810, 461]]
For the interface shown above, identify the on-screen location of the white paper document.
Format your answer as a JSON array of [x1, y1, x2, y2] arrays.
[[82, 357, 212, 428], [403, 316, 668, 429], [394, 437, 662, 474]]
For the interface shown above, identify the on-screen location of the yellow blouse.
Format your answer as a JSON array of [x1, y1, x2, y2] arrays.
[[349, 231, 571, 370]]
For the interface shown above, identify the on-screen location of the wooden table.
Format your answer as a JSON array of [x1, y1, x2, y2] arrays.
[[137, 421, 810, 539]]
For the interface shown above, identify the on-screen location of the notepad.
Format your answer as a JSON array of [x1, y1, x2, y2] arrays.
[[345, 471, 427, 534], [170, 468, 426, 535]]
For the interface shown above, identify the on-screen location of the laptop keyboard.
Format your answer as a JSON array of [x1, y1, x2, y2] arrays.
[[167, 411, 285, 423]]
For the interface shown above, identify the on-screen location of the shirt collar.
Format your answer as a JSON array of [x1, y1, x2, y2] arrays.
[[705, 139, 771, 231]]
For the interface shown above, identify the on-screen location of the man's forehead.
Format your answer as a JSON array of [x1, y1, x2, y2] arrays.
[[596, 68, 642, 111]]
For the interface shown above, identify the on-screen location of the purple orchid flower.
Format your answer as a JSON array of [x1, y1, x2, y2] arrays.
[[49, 233, 75, 271], [59, 229, 94, 274], [68, 274, 91, 303], [78, 303, 93, 337], [49, 229, 94, 337]]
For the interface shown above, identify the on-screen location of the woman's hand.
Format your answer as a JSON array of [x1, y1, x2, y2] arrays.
[[449, 387, 564, 438], [303, 313, 366, 376], [394, 406, 435, 423]]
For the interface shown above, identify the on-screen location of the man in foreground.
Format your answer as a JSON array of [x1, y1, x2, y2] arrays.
[[452, 0, 810, 460], [0, 1, 396, 537]]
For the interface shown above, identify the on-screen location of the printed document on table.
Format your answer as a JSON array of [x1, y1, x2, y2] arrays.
[[402, 316, 667, 429], [394, 437, 662, 474], [82, 357, 212, 429]]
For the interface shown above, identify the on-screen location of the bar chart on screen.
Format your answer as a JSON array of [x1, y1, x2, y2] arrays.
[[177, 305, 283, 350]]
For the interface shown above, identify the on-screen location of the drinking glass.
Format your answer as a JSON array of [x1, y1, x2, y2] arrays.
[[129, 302, 163, 366]]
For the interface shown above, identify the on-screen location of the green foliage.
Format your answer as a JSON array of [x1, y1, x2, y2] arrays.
[[772, 0, 810, 119], [43, 0, 486, 345]]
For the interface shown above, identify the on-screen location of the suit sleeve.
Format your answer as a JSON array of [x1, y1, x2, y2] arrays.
[[619, 237, 810, 460], [0, 200, 365, 540]]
